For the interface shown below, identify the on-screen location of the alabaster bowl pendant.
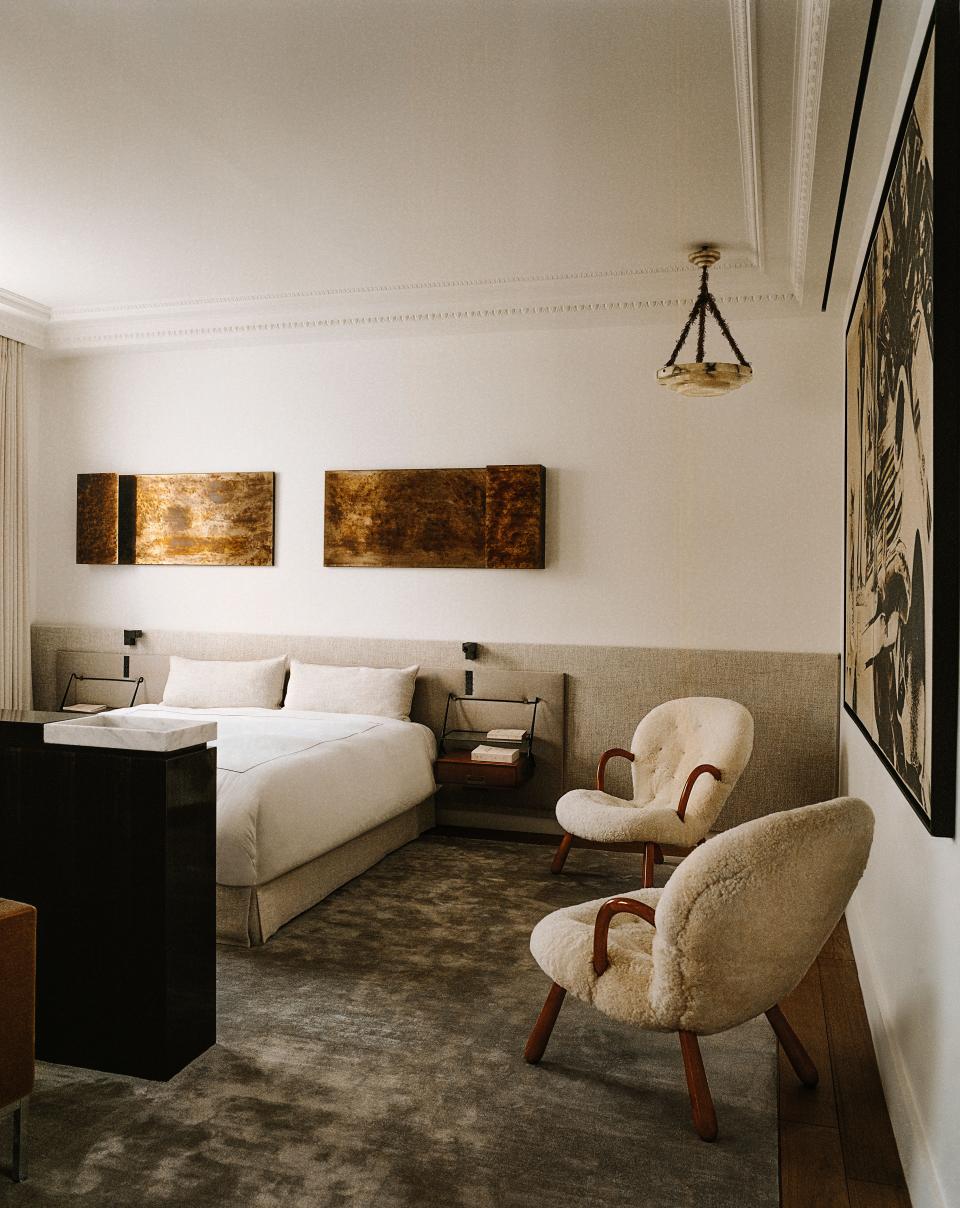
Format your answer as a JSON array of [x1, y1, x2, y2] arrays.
[[658, 247, 752, 397], [656, 361, 753, 397]]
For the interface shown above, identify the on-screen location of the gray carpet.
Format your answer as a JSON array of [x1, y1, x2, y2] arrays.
[[1, 835, 778, 1207]]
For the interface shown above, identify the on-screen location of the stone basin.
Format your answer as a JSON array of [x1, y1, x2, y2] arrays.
[[44, 712, 216, 752]]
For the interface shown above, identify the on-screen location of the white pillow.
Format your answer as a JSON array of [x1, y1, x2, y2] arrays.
[[283, 661, 419, 720], [162, 655, 287, 709]]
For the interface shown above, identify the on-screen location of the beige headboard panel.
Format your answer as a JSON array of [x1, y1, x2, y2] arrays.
[[32, 625, 839, 831], [49, 648, 565, 823]]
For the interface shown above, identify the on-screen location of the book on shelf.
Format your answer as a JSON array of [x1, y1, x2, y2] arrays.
[[471, 744, 520, 765], [62, 703, 109, 714], [485, 728, 528, 742]]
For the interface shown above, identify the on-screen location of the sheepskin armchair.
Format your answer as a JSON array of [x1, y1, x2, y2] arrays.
[[525, 796, 875, 1140], [551, 696, 755, 884]]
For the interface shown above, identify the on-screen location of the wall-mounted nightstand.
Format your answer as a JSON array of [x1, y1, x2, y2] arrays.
[[434, 693, 539, 790]]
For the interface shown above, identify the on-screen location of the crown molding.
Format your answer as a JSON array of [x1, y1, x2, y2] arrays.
[[0, 288, 50, 348], [47, 259, 758, 321], [42, 285, 797, 353], [789, 0, 830, 302], [730, 0, 764, 269]]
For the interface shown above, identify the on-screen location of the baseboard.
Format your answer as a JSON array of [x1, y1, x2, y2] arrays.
[[434, 801, 562, 833], [846, 896, 947, 1208]]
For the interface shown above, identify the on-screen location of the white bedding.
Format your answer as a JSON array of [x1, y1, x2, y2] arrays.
[[117, 704, 437, 887]]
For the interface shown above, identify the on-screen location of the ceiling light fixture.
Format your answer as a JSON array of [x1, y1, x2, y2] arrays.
[[657, 247, 752, 396]]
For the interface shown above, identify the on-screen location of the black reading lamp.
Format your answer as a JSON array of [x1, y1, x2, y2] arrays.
[[123, 629, 143, 679]]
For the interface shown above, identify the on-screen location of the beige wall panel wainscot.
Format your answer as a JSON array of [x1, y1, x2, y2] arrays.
[[33, 624, 838, 832]]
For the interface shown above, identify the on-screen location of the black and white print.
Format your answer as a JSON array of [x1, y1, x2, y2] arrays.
[[845, 38, 934, 816]]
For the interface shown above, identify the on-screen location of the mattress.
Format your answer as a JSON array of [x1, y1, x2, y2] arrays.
[[116, 704, 437, 886]]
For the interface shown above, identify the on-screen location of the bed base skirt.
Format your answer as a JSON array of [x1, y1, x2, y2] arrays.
[[217, 796, 436, 947]]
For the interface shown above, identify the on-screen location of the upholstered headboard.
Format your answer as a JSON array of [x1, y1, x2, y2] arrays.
[[32, 625, 839, 832]]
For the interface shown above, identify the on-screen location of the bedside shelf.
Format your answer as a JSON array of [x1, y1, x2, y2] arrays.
[[438, 693, 540, 762], [436, 692, 540, 793], [434, 750, 533, 789]]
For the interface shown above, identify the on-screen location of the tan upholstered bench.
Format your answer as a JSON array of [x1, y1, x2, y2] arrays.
[[0, 898, 36, 1182]]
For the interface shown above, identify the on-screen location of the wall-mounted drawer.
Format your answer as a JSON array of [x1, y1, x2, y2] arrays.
[[434, 751, 532, 789]]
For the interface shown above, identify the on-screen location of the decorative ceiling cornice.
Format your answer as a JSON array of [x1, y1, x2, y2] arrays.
[[43, 290, 797, 353], [789, 0, 830, 301], [48, 259, 758, 320], [729, 0, 764, 270], [0, 288, 50, 348]]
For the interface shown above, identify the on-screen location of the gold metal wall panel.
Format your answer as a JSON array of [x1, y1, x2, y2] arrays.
[[324, 465, 545, 568], [324, 468, 487, 567], [76, 473, 120, 564], [76, 472, 274, 566], [133, 472, 274, 566], [484, 464, 546, 569]]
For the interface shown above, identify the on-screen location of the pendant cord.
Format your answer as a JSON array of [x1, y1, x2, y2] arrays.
[[695, 265, 708, 361], [663, 262, 751, 368], [704, 293, 750, 366], [665, 297, 704, 367]]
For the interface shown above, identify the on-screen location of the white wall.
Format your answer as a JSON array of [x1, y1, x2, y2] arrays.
[[27, 314, 841, 651], [842, 722, 960, 1208]]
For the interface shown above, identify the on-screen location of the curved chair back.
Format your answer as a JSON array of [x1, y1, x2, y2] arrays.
[[629, 697, 754, 829], [649, 796, 874, 1034]]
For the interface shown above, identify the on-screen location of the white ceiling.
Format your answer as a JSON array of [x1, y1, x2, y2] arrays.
[[0, 0, 871, 351]]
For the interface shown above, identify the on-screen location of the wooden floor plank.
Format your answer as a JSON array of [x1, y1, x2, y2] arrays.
[[847, 1179, 913, 1208], [819, 958, 906, 1188], [778, 962, 839, 1128], [821, 916, 856, 963], [780, 1120, 850, 1208]]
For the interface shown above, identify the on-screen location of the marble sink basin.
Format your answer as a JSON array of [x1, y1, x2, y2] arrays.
[[44, 713, 217, 752]]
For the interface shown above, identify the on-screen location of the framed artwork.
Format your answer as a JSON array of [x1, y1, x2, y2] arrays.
[[844, 5, 958, 837]]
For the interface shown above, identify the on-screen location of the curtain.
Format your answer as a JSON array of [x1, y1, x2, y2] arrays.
[[0, 335, 30, 709]]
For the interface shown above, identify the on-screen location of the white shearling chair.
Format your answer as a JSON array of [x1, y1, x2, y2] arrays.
[[551, 697, 754, 885], [525, 796, 875, 1141]]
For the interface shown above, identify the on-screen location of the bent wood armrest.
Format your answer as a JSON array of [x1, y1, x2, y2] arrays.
[[596, 748, 634, 792], [593, 897, 657, 976], [676, 764, 722, 821]]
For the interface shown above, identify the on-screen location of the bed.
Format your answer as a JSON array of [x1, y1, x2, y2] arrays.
[[113, 703, 437, 946]]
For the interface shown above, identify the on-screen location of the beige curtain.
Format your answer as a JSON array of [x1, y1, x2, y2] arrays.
[[0, 336, 30, 709]]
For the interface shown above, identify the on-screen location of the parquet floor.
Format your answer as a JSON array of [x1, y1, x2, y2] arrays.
[[778, 916, 910, 1208]]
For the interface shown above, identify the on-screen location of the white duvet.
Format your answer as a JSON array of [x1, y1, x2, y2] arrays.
[[118, 705, 437, 886]]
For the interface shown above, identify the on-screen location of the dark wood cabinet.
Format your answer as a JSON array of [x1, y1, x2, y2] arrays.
[[0, 712, 216, 1081]]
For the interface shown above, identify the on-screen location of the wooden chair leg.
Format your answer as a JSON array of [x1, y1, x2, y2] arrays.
[[524, 983, 567, 1064], [551, 832, 573, 874], [642, 842, 655, 888], [766, 1003, 818, 1087], [678, 1031, 718, 1141], [654, 844, 664, 864]]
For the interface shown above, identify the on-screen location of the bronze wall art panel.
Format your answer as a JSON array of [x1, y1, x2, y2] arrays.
[[76, 472, 274, 566], [324, 465, 545, 569], [76, 473, 120, 564], [484, 464, 546, 570]]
